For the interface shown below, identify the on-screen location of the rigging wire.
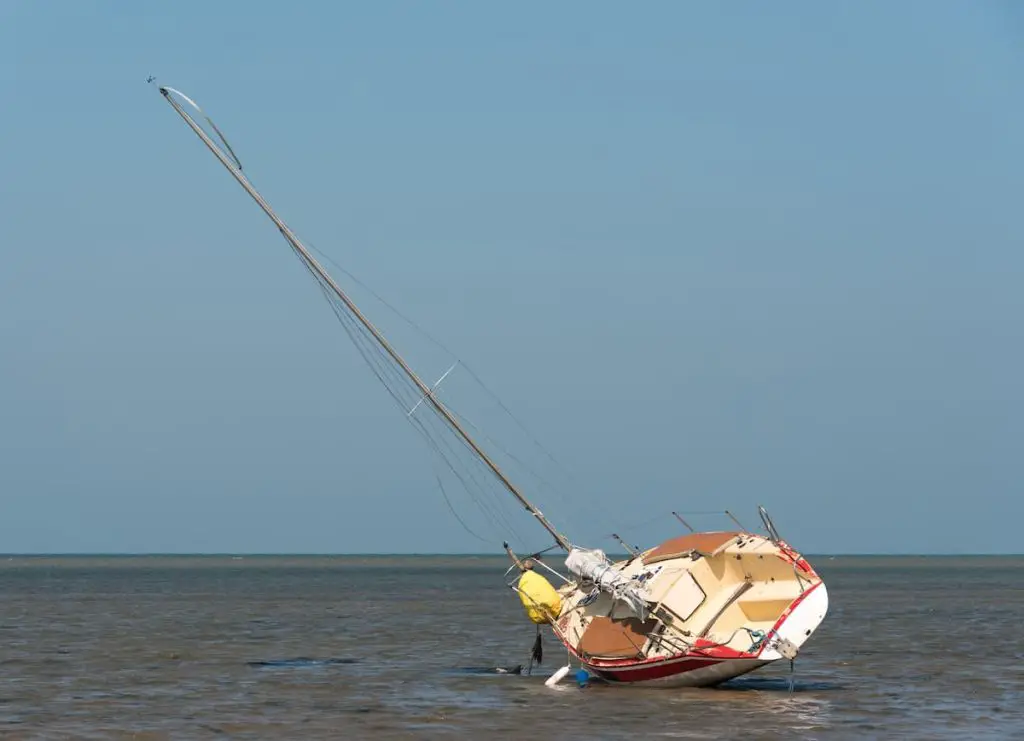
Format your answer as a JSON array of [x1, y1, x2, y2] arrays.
[[610, 511, 683, 536], [432, 468, 491, 545], [303, 239, 577, 486], [411, 398, 527, 542], [158, 86, 568, 552], [309, 264, 544, 547], [442, 404, 581, 531], [300, 251, 531, 545], [300, 239, 583, 536], [311, 278, 540, 542], [445, 404, 564, 495]]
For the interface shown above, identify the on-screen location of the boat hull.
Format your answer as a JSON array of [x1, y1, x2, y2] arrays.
[[542, 532, 829, 688], [586, 656, 771, 688], [574, 580, 828, 687]]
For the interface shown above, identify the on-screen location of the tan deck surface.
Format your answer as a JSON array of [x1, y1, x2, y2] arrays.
[[642, 531, 740, 565]]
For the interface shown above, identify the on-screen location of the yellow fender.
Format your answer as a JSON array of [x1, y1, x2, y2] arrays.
[[517, 570, 562, 624]]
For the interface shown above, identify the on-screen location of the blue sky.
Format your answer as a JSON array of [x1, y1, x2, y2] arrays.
[[1, 1, 1021, 554]]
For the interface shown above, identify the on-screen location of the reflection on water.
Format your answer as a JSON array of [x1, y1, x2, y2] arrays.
[[0, 555, 1022, 739]]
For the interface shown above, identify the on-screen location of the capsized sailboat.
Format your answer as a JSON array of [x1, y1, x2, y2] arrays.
[[512, 509, 827, 687], [156, 85, 828, 688]]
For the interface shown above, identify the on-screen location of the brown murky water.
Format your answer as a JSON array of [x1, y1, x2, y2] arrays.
[[1, 555, 1022, 739]]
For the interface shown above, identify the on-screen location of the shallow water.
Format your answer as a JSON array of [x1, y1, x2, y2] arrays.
[[1, 555, 1022, 739]]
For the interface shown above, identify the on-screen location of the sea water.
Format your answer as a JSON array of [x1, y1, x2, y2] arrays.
[[0, 555, 1021, 739]]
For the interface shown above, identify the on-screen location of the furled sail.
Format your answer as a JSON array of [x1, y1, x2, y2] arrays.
[[565, 548, 651, 620]]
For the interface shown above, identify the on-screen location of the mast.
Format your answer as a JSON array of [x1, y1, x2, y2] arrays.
[[158, 87, 572, 552]]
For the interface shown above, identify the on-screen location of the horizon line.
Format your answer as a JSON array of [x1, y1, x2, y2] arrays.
[[1, 551, 1021, 558]]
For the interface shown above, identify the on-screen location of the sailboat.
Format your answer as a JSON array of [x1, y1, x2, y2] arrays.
[[156, 85, 828, 688]]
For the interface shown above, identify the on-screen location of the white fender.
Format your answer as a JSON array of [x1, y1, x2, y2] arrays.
[[544, 664, 572, 687]]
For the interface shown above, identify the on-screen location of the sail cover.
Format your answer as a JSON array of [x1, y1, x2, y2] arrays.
[[565, 548, 651, 619]]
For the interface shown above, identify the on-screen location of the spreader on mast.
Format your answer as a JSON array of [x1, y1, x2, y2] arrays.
[[157, 86, 571, 552]]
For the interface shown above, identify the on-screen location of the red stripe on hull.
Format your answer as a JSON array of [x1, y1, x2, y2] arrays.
[[585, 656, 771, 687], [589, 657, 721, 683]]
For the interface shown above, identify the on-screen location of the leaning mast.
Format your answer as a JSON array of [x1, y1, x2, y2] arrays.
[[158, 87, 571, 552]]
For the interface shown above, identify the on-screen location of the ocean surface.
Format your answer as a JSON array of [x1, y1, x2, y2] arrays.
[[0, 554, 1021, 740]]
